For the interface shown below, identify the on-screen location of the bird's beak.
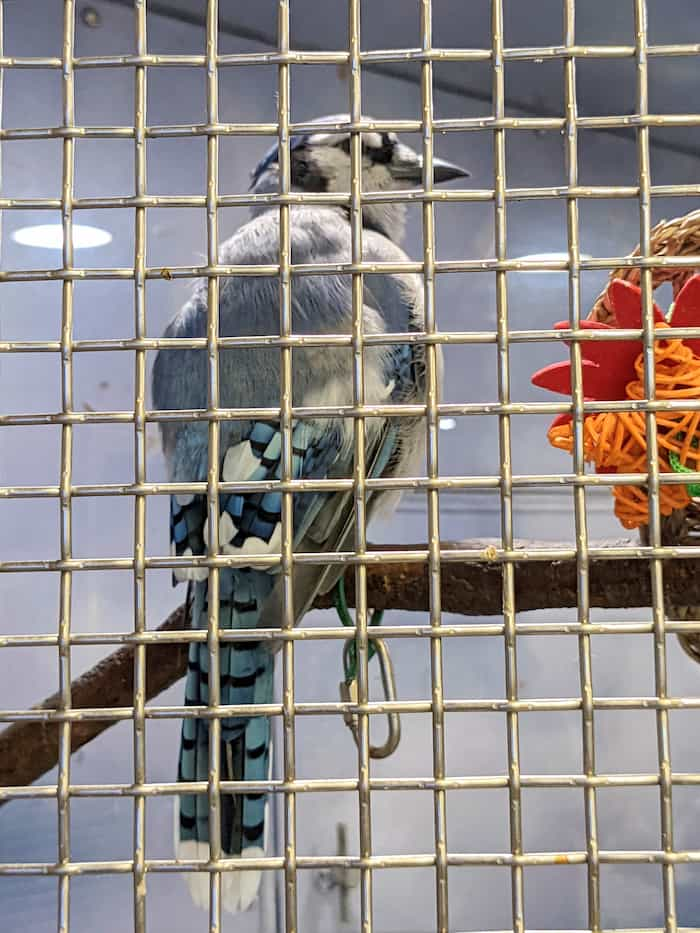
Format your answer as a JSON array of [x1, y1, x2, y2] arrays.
[[390, 143, 470, 184], [432, 155, 471, 183]]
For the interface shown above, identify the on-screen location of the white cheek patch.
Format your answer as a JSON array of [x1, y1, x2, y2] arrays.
[[175, 493, 195, 506], [223, 441, 260, 482], [311, 146, 350, 188]]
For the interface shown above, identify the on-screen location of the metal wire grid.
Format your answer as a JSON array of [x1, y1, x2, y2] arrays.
[[633, 3, 678, 927], [56, 4, 75, 930], [0, 2, 700, 933]]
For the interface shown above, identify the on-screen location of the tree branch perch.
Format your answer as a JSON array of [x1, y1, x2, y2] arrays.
[[2, 537, 700, 795]]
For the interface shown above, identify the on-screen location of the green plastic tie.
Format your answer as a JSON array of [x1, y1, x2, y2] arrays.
[[334, 576, 384, 685], [668, 449, 700, 497]]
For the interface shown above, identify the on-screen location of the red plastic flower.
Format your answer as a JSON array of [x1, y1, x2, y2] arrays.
[[531, 274, 700, 428]]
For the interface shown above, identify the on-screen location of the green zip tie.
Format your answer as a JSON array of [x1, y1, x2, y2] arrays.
[[668, 449, 700, 497], [334, 576, 384, 685]]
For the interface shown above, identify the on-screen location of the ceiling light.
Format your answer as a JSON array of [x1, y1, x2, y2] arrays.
[[516, 251, 593, 264], [439, 417, 457, 431], [11, 223, 112, 250]]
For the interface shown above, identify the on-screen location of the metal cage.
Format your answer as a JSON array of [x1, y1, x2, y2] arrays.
[[1, 1, 700, 932]]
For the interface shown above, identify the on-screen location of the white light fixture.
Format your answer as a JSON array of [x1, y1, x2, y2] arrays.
[[439, 417, 457, 431], [11, 223, 112, 250], [516, 251, 593, 264]]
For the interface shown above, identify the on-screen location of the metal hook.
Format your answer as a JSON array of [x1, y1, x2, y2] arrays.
[[339, 637, 401, 759]]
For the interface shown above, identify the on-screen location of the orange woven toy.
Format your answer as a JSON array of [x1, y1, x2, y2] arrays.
[[532, 274, 700, 529]]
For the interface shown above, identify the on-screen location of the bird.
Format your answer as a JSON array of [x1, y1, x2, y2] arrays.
[[151, 115, 469, 913]]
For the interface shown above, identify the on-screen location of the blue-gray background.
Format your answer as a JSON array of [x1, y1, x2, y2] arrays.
[[1, 1, 700, 930]]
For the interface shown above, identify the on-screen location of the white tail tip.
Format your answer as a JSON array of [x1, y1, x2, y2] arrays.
[[223, 847, 263, 913], [174, 799, 263, 913]]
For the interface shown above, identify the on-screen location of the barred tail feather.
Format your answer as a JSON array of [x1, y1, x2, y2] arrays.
[[175, 574, 274, 914]]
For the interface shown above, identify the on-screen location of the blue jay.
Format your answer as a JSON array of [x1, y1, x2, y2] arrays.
[[152, 115, 468, 912]]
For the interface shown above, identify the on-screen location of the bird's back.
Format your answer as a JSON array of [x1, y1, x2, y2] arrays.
[[152, 206, 424, 478]]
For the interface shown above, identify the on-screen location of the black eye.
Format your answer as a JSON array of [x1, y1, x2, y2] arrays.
[[372, 132, 394, 164], [292, 147, 311, 183]]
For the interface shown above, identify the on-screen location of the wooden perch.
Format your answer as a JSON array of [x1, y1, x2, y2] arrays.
[[2, 537, 700, 795]]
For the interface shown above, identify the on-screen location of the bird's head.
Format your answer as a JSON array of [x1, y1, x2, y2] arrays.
[[249, 114, 469, 239]]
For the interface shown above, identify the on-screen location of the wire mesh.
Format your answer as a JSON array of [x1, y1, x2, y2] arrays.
[[1, 1, 700, 932]]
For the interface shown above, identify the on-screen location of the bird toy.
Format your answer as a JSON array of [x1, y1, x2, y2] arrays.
[[532, 269, 700, 530]]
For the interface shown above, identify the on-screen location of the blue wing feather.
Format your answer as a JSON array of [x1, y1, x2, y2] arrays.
[[169, 418, 344, 569], [175, 417, 351, 858], [175, 348, 412, 864]]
